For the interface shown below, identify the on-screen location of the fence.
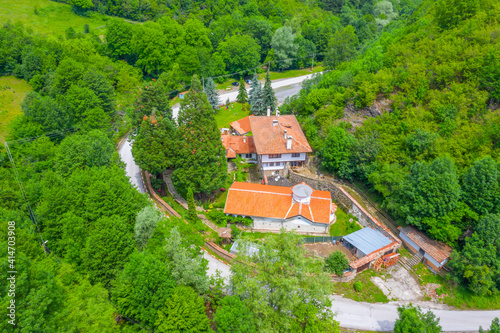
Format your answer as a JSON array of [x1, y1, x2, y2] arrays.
[[301, 236, 343, 244]]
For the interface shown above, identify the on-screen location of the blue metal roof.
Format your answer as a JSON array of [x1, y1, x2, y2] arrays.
[[343, 227, 392, 257]]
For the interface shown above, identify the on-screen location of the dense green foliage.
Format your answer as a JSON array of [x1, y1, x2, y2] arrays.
[[325, 250, 350, 275], [394, 304, 442, 333], [230, 232, 340, 332], [281, 0, 500, 297], [214, 295, 257, 333]]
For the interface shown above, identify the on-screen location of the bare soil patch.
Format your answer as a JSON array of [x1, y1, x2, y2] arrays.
[[371, 264, 423, 302], [303, 242, 356, 260]]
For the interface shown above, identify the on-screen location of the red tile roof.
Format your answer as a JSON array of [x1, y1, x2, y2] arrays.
[[349, 241, 399, 269], [230, 116, 252, 135], [398, 226, 452, 264], [224, 182, 332, 224], [248, 115, 312, 154], [221, 135, 256, 158]]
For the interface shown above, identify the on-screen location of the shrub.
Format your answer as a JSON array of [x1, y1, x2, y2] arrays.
[[325, 251, 350, 276], [354, 281, 362, 292]]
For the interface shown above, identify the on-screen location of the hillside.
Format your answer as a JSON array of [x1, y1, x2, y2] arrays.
[[284, 0, 500, 297]]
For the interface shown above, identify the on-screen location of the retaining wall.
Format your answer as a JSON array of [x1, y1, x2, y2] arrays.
[[330, 270, 357, 283], [144, 171, 182, 218], [289, 172, 400, 245], [205, 241, 236, 263]]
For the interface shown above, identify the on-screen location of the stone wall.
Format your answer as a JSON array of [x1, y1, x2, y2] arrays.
[[330, 270, 357, 283], [289, 171, 401, 245], [205, 241, 236, 263], [144, 171, 182, 218]]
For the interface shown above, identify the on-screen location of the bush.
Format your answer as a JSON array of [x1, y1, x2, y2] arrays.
[[325, 251, 350, 276], [354, 281, 362, 292], [206, 210, 253, 227]]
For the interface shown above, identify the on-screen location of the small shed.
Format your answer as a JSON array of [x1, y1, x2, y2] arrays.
[[398, 226, 452, 272], [218, 227, 232, 244], [342, 227, 392, 259]]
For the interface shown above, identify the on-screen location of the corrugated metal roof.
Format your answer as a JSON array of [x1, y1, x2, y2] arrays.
[[343, 227, 392, 257]]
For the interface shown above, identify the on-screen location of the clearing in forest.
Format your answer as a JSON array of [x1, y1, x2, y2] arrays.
[[0, 76, 32, 141], [0, 0, 107, 36]]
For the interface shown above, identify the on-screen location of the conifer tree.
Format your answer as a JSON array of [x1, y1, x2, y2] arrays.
[[187, 187, 198, 223], [263, 71, 277, 111], [133, 81, 172, 127], [248, 73, 259, 106], [204, 77, 219, 112], [132, 108, 177, 176], [174, 75, 227, 195], [237, 77, 248, 104]]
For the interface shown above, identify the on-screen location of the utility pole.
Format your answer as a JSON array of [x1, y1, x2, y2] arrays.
[[311, 53, 314, 72]]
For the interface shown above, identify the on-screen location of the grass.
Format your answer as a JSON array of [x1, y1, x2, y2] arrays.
[[411, 263, 500, 309], [0, 77, 32, 141], [0, 0, 108, 36], [332, 269, 389, 303], [330, 209, 362, 236], [214, 102, 250, 129]]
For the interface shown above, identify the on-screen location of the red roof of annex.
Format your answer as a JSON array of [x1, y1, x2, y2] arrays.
[[221, 135, 257, 159], [224, 182, 334, 224]]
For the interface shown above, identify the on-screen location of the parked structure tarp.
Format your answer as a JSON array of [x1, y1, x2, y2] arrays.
[[343, 227, 392, 257]]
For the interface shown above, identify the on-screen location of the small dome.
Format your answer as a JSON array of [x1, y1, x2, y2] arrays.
[[292, 184, 313, 204]]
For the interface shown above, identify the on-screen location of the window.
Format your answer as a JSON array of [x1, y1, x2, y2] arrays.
[[292, 153, 301, 158], [268, 154, 282, 159], [245, 154, 252, 158], [269, 162, 274, 167]]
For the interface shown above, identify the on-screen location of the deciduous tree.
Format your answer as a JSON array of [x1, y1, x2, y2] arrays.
[[394, 304, 442, 333], [214, 296, 257, 333]]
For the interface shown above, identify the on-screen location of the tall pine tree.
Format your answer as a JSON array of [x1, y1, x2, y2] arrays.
[[237, 77, 248, 104], [263, 71, 277, 112], [174, 75, 227, 195], [249, 74, 266, 115], [204, 77, 219, 112]]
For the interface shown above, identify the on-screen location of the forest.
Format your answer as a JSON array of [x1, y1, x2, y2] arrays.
[[282, 0, 500, 297], [0, 0, 499, 331]]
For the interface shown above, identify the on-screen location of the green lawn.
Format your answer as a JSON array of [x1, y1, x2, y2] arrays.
[[330, 209, 362, 236], [332, 269, 389, 303], [0, 0, 108, 36], [0, 77, 32, 141], [214, 102, 250, 129]]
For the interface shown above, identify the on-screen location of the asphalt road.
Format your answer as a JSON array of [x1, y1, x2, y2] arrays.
[[172, 73, 317, 119], [330, 295, 500, 332], [118, 137, 146, 194]]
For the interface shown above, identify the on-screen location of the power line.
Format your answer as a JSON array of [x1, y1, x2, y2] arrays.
[[4, 141, 45, 245]]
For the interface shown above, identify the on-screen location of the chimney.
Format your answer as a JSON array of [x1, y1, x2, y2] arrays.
[[276, 109, 280, 117], [283, 130, 287, 139], [243, 136, 247, 143], [286, 136, 292, 150], [267, 107, 271, 117], [272, 119, 278, 127]]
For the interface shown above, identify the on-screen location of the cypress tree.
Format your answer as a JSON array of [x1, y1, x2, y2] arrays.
[[237, 77, 247, 104], [187, 187, 198, 223], [263, 71, 277, 111], [174, 75, 227, 195], [204, 77, 219, 112]]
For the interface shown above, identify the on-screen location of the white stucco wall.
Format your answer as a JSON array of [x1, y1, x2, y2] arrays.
[[260, 153, 306, 163], [252, 216, 329, 234]]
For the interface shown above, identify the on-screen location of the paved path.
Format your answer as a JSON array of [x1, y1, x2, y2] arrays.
[[330, 295, 499, 332], [118, 138, 145, 194], [172, 72, 319, 119]]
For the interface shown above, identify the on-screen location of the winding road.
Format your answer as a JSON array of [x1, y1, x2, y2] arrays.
[[118, 73, 499, 332]]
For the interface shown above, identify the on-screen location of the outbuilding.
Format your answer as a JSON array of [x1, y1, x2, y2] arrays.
[[398, 226, 452, 272]]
